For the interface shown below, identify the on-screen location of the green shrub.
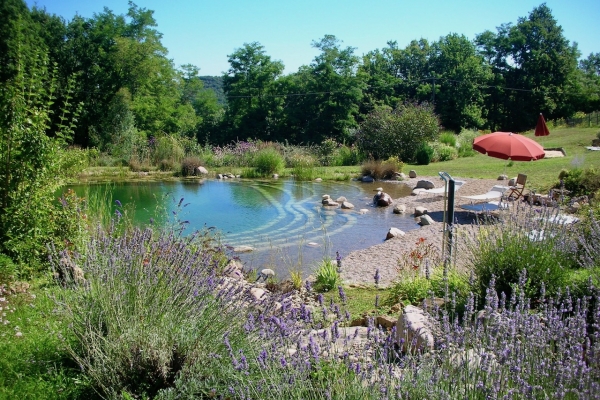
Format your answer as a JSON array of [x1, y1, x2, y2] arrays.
[[457, 129, 478, 157], [158, 159, 177, 172], [355, 103, 440, 162], [314, 258, 340, 292], [252, 147, 285, 176], [439, 131, 457, 147], [336, 144, 363, 166], [415, 143, 434, 165], [434, 143, 459, 162], [361, 158, 402, 180], [0, 254, 16, 284], [51, 224, 248, 398], [560, 167, 600, 198], [152, 136, 185, 165], [386, 274, 432, 306], [180, 156, 202, 177], [467, 211, 578, 302]]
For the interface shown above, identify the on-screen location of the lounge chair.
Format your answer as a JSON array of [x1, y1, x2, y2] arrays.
[[460, 185, 510, 213], [418, 180, 465, 197], [506, 174, 527, 201], [461, 185, 509, 202]]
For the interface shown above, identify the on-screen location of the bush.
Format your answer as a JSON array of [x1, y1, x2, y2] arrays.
[[560, 167, 600, 198], [336, 144, 363, 166], [456, 129, 478, 157], [415, 143, 434, 165], [439, 131, 457, 147], [50, 223, 248, 398], [180, 156, 202, 177], [467, 207, 579, 302], [152, 136, 185, 165], [252, 147, 285, 176], [361, 158, 402, 180], [158, 159, 177, 172], [432, 143, 459, 162], [0, 254, 16, 284], [314, 258, 340, 292], [355, 103, 440, 162]]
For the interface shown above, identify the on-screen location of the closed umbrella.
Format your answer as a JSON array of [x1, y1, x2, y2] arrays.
[[473, 132, 545, 161], [535, 113, 550, 137]]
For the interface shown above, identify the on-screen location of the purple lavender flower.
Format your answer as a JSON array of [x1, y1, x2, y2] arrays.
[[114, 199, 122, 207], [374, 268, 381, 285], [338, 286, 347, 304]]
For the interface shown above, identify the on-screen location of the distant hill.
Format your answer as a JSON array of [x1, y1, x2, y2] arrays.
[[199, 76, 226, 106]]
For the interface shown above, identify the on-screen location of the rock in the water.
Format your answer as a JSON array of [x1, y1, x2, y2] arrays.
[[418, 214, 434, 226], [373, 191, 393, 207], [361, 175, 375, 182], [217, 173, 224, 179], [261, 268, 275, 278], [306, 242, 320, 247], [336, 196, 347, 203], [322, 198, 339, 207], [322, 194, 331, 200], [414, 206, 428, 217], [359, 209, 369, 214], [397, 305, 435, 353], [393, 204, 406, 214], [409, 170, 417, 178], [272, 173, 279, 179], [386, 227, 405, 240], [233, 245, 254, 252], [415, 180, 435, 189], [314, 178, 322, 182], [341, 201, 354, 209]]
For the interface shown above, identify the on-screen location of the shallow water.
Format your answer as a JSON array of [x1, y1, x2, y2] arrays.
[[68, 179, 418, 277]]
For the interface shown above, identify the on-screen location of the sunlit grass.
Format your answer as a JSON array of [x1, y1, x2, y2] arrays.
[[412, 127, 600, 191]]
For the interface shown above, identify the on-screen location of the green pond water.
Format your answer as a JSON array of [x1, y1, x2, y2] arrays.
[[67, 179, 417, 277]]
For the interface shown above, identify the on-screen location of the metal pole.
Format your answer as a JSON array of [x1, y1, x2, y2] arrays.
[[446, 179, 456, 266]]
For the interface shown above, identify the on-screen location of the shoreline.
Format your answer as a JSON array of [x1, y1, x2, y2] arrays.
[[340, 176, 505, 287]]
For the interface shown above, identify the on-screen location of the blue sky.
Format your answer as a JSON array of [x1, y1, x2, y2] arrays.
[[25, 0, 600, 76]]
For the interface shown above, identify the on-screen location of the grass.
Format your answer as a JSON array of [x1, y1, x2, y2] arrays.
[[0, 281, 94, 399], [413, 127, 600, 191]]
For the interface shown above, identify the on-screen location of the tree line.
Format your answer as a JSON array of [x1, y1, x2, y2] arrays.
[[2, 0, 600, 153]]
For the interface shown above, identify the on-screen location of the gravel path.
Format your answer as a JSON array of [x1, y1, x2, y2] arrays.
[[340, 176, 505, 287]]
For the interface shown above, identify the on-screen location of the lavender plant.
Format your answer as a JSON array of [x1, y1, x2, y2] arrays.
[[49, 222, 250, 398]]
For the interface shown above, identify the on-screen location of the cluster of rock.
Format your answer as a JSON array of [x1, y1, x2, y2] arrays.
[[217, 173, 239, 179], [321, 194, 354, 209]]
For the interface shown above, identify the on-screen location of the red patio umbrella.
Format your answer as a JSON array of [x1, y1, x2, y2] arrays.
[[473, 132, 545, 161], [535, 113, 550, 137]]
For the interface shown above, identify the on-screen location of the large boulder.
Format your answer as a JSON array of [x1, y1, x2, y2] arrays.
[[322, 198, 339, 207], [414, 206, 428, 217], [373, 192, 393, 207], [386, 227, 405, 240], [393, 204, 407, 214], [397, 305, 436, 353], [196, 166, 209, 175], [341, 201, 354, 209], [418, 214, 434, 226], [415, 180, 435, 189]]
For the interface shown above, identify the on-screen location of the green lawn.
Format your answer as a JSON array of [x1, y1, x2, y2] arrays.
[[411, 127, 600, 191]]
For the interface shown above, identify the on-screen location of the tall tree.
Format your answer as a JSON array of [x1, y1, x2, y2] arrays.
[[475, 4, 580, 131], [430, 34, 491, 131], [577, 53, 600, 112], [221, 42, 284, 143]]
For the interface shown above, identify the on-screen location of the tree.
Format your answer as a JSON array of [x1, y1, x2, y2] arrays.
[[577, 53, 600, 112], [221, 42, 284, 143], [475, 4, 580, 131], [430, 34, 491, 131], [355, 102, 440, 162]]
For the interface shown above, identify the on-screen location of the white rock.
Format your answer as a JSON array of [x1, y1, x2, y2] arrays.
[[250, 287, 265, 301], [233, 245, 254, 253], [359, 209, 369, 214], [336, 196, 347, 202], [393, 204, 406, 214], [341, 201, 354, 209], [386, 227, 405, 240], [418, 215, 434, 226], [314, 178, 322, 182], [261, 268, 275, 278], [196, 166, 209, 175], [414, 206, 428, 217], [397, 305, 435, 353]]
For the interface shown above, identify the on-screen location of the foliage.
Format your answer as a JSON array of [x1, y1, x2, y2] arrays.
[[314, 258, 341, 292], [0, 44, 81, 270], [252, 147, 285, 176], [49, 222, 247, 398], [431, 142, 459, 162], [0, 254, 17, 285], [356, 102, 440, 162], [0, 284, 95, 399], [467, 206, 579, 302], [559, 167, 600, 198], [438, 131, 457, 147], [456, 129, 478, 157], [415, 143, 434, 165], [180, 156, 202, 177], [360, 158, 402, 180]]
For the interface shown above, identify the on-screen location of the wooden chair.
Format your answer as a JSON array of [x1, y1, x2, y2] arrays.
[[506, 174, 527, 200]]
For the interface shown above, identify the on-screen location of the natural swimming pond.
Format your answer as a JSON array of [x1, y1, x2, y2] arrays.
[[69, 179, 417, 277]]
